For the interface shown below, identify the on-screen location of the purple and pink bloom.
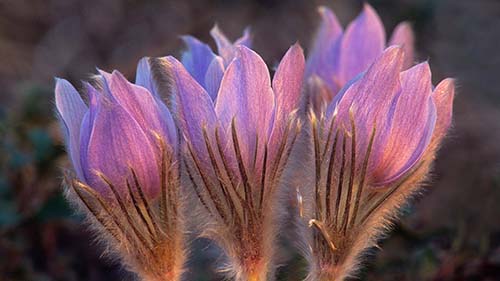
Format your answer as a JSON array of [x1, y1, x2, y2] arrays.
[[306, 4, 415, 109], [55, 71, 177, 199]]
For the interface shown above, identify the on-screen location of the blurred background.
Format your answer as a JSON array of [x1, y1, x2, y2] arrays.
[[1, 0, 499, 280]]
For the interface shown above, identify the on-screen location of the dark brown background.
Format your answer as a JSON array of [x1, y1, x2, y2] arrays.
[[1, 0, 499, 280]]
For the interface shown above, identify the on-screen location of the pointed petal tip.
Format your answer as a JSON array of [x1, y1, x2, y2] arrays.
[[390, 21, 415, 48], [418, 77, 454, 156], [356, 3, 382, 27], [362, 2, 377, 13], [434, 78, 456, 98], [238, 26, 252, 39], [55, 79, 81, 106], [95, 67, 109, 75], [180, 34, 200, 45], [408, 60, 431, 73], [396, 21, 413, 30], [439, 77, 456, 88], [54, 77, 71, 88], [386, 44, 404, 52], [95, 68, 113, 83], [210, 24, 226, 39], [384, 45, 405, 59], [357, 3, 381, 23], [210, 23, 220, 32], [373, 45, 405, 67], [163, 55, 182, 68], [291, 41, 304, 52], [179, 34, 191, 42], [110, 69, 127, 79], [318, 5, 331, 14], [234, 44, 253, 57], [137, 56, 150, 63]]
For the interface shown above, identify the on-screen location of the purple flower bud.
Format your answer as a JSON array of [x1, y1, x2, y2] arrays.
[[153, 43, 304, 280], [55, 70, 177, 199], [326, 46, 454, 186], [302, 46, 454, 280]]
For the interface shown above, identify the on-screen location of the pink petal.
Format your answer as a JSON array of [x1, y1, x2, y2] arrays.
[[337, 4, 386, 85], [429, 78, 455, 149], [215, 46, 275, 170], [82, 92, 160, 198], [272, 43, 305, 122], [372, 62, 436, 185], [332, 46, 404, 177], [305, 6, 343, 93], [389, 22, 415, 69], [269, 43, 305, 163], [165, 56, 218, 161], [104, 71, 177, 149]]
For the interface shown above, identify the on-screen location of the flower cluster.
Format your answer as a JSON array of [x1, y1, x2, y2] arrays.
[[55, 4, 454, 281]]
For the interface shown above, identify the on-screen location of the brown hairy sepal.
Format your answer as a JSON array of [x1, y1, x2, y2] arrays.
[[183, 115, 302, 281], [296, 111, 437, 281], [62, 136, 186, 281]]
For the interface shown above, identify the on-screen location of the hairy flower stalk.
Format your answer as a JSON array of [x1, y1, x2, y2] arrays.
[[297, 47, 454, 280], [55, 70, 186, 281], [144, 42, 305, 280], [305, 4, 415, 112]]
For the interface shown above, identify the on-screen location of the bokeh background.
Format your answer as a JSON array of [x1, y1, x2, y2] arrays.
[[1, 0, 500, 280]]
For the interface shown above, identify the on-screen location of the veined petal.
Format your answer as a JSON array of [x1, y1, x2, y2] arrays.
[[164, 56, 217, 160], [215, 46, 275, 169], [82, 92, 160, 198], [429, 78, 455, 150], [305, 6, 343, 93], [181, 35, 218, 88], [269, 43, 305, 162], [389, 22, 415, 69], [337, 4, 386, 85], [135, 57, 159, 98], [372, 62, 436, 185], [103, 71, 177, 148], [333, 46, 404, 174], [272, 43, 305, 121], [204, 56, 225, 101], [55, 78, 88, 179]]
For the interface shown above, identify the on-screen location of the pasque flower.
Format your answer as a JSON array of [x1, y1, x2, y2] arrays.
[[144, 43, 304, 280], [306, 4, 415, 110], [55, 70, 185, 281], [300, 46, 454, 280]]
